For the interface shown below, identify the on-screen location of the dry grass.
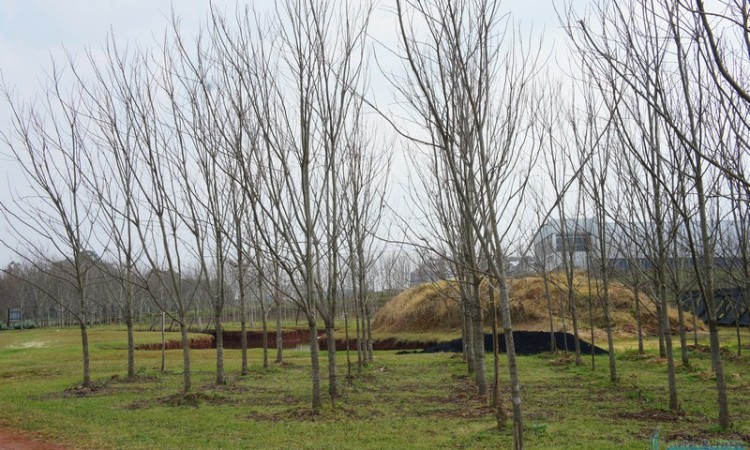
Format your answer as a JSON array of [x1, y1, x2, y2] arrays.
[[373, 272, 702, 335]]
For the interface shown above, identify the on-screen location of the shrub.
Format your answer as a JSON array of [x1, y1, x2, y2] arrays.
[[12, 320, 37, 330]]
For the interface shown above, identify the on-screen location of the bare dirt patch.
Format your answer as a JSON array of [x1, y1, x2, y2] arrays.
[[666, 430, 749, 447], [614, 408, 688, 423], [0, 428, 66, 450]]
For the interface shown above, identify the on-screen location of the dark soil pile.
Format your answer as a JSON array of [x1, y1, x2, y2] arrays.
[[423, 331, 607, 355]]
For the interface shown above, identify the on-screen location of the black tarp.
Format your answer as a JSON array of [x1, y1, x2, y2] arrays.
[[681, 288, 749, 327], [423, 331, 608, 355]]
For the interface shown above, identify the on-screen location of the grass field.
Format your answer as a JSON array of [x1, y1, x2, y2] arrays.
[[0, 326, 748, 449]]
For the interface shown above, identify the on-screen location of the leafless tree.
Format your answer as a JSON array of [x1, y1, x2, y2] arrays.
[[564, 0, 732, 426], [393, 0, 543, 445], [1, 62, 103, 388], [209, 0, 373, 411]]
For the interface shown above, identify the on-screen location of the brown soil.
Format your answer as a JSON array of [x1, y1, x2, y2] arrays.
[[0, 428, 66, 450], [135, 335, 214, 351], [220, 329, 319, 350]]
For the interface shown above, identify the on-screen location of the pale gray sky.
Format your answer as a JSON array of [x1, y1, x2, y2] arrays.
[[0, 0, 565, 268]]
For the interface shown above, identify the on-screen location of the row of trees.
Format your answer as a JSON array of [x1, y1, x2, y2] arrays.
[[0, 257, 413, 329], [392, 0, 750, 447], [0, 0, 402, 413], [2, 0, 749, 448]]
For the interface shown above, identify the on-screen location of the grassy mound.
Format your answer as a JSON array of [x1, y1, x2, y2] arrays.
[[373, 272, 701, 335]]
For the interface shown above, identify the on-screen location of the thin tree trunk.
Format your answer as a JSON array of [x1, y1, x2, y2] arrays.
[[79, 321, 91, 388], [215, 312, 225, 384], [308, 318, 322, 412], [241, 318, 248, 375], [161, 311, 166, 374], [542, 270, 556, 352], [489, 283, 506, 430], [471, 281, 488, 396], [634, 283, 644, 355], [498, 275, 523, 449], [326, 323, 337, 402], [180, 322, 191, 393], [275, 298, 283, 364], [126, 316, 135, 380], [262, 313, 269, 369]]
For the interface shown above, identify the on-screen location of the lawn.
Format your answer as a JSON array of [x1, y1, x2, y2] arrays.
[[0, 326, 748, 449]]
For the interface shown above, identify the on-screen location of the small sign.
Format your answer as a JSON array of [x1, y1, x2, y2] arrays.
[[7, 309, 23, 324]]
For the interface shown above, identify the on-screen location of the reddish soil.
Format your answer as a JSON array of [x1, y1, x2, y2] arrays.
[[135, 335, 214, 350], [220, 329, 318, 349], [0, 428, 66, 450]]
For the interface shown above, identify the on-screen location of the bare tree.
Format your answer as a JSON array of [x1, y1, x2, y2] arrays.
[[393, 0, 542, 445], [210, 0, 373, 411], [564, 0, 731, 426], [1, 62, 102, 388]]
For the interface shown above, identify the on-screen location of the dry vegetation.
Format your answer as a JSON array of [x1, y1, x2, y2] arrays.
[[373, 272, 700, 335]]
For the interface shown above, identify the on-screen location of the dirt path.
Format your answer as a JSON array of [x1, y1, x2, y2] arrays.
[[0, 428, 66, 450]]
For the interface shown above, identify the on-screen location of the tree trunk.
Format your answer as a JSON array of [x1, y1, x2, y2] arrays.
[[498, 276, 523, 450], [180, 322, 191, 393], [490, 283, 506, 430], [471, 279, 487, 396], [79, 321, 91, 388], [262, 314, 269, 369], [634, 284, 644, 355], [676, 294, 689, 366], [326, 324, 337, 402], [308, 318, 322, 412], [275, 302, 283, 364], [126, 316, 135, 380], [542, 270, 556, 352], [215, 312, 225, 385], [241, 319, 248, 375]]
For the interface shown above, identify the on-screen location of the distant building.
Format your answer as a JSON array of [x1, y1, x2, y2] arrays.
[[531, 217, 748, 272]]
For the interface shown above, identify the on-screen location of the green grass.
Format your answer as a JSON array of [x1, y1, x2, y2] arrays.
[[0, 326, 748, 449]]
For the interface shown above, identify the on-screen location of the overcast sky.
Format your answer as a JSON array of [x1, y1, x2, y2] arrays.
[[0, 0, 564, 268]]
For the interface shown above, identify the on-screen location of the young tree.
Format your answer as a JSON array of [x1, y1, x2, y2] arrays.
[[393, 0, 542, 445], [1, 63, 102, 388]]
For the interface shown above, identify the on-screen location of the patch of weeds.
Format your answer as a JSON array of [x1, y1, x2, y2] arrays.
[[246, 407, 321, 423], [616, 378, 656, 404], [526, 422, 548, 437], [615, 408, 687, 423], [138, 391, 233, 408], [675, 363, 696, 374], [666, 429, 750, 447], [726, 353, 749, 363], [695, 370, 716, 382], [108, 373, 159, 384], [549, 355, 575, 366], [60, 379, 117, 398], [618, 349, 651, 361]]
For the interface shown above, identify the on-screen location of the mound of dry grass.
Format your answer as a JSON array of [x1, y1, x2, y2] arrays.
[[373, 272, 702, 335], [372, 281, 464, 332]]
